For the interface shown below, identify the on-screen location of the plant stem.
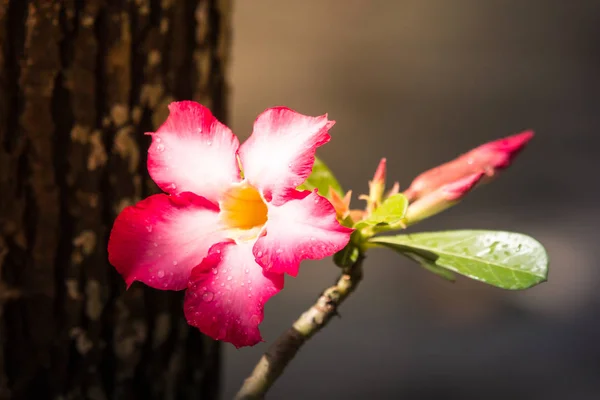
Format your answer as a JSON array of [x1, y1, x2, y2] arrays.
[[234, 255, 365, 399]]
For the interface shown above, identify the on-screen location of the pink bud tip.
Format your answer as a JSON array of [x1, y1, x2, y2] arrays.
[[373, 158, 386, 183], [442, 172, 485, 201], [479, 130, 534, 169]]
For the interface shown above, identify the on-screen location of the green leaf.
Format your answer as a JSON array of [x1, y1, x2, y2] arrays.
[[298, 156, 343, 198], [355, 194, 408, 229], [333, 231, 362, 267], [370, 230, 548, 290], [401, 251, 457, 282]]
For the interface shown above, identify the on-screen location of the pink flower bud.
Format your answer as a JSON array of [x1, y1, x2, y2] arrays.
[[372, 157, 386, 186], [404, 172, 484, 225], [404, 130, 533, 202]]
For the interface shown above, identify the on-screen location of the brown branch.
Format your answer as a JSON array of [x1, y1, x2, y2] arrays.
[[234, 256, 364, 400]]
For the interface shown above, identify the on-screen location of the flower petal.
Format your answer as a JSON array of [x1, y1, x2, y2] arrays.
[[147, 101, 240, 203], [239, 107, 334, 205], [184, 241, 284, 348], [254, 190, 353, 277], [108, 192, 226, 290]]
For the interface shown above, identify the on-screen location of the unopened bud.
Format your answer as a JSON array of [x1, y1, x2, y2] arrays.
[[329, 188, 352, 220], [404, 172, 484, 225], [404, 130, 533, 202], [363, 158, 387, 214]]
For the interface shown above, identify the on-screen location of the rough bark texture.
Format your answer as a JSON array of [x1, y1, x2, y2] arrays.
[[0, 0, 231, 398]]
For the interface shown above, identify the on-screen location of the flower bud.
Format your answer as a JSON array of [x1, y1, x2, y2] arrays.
[[404, 172, 484, 225], [404, 130, 533, 202]]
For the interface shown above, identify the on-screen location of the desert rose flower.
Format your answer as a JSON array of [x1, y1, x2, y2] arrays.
[[108, 101, 352, 347]]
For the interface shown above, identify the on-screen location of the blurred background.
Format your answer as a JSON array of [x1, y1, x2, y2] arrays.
[[223, 1, 600, 399]]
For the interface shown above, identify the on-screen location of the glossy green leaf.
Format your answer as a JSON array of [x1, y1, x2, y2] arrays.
[[371, 230, 548, 290], [298, 156, 343, 198], [355, 194, 408, 229], [401, 251, 456, 282]]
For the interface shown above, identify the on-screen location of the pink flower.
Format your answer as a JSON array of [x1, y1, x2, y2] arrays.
[[108, 101, 352, 348]]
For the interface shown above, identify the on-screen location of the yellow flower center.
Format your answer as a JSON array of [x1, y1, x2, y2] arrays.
[[220, 182, 268, 232]]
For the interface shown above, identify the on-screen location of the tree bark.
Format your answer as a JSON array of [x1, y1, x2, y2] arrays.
[[0, 0, 231, 398]]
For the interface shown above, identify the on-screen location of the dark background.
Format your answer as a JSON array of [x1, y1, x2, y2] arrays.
[[223, 1, 600, 399]]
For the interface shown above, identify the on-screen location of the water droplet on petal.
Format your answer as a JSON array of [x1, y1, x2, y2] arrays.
[[207, 140, 212, 146], [220, 282, 225, 287], [170, 183, 177, 190], [146, 225, 153, 232], [256, 251, 263, 257], [153, 242, 158, 247], [244, 269, 249, 274], [227, 276, 232, 281], [155, 137, 162, 143], [288, 163, 292, 168], [241, 282, 245, 286], [157, 270, 165, 278], [202, 292, 214, 302], [172, 260, 178, 266], [276, 248, 283, 254], [248, 293, 252, 298], [156, 143, 165, 152], [314, 197, 319, 204], [212, 268, 218, 275], [310, 237, 315, 241]]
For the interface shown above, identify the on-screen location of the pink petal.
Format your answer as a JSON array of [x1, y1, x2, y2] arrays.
[[108, 192, 226, 291], [184, 241, 284, 348], [147, 101, 240, 203], [253, 190, 353, 277], [239, 107, 334, 205]]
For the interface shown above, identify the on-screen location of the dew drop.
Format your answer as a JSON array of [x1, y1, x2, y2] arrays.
[[202, 291, 214, 302], [247, 293, 252, 298], [155, 137, 162, 143], [207, 140, 212, 146], [314, 197, 319, 203], [256, 251, 263, 257], [156, 143, 165, 152], [288, 163, 292, 168], [220, 282, 225, 287], [276, 248, 283, 254], [244, 268, 249, 274], [170, 183, 177, 190], [212, 268, 218, 275], [173, 260, 178, 266], [146, 225, 153, 232], [241, 282, 245, 286], [157, 270, 165, 278], [227, 275, 232, 281], [153, 242, 158, 247]]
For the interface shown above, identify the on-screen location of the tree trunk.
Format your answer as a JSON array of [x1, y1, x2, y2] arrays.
[[0, 0, 231, 398]]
